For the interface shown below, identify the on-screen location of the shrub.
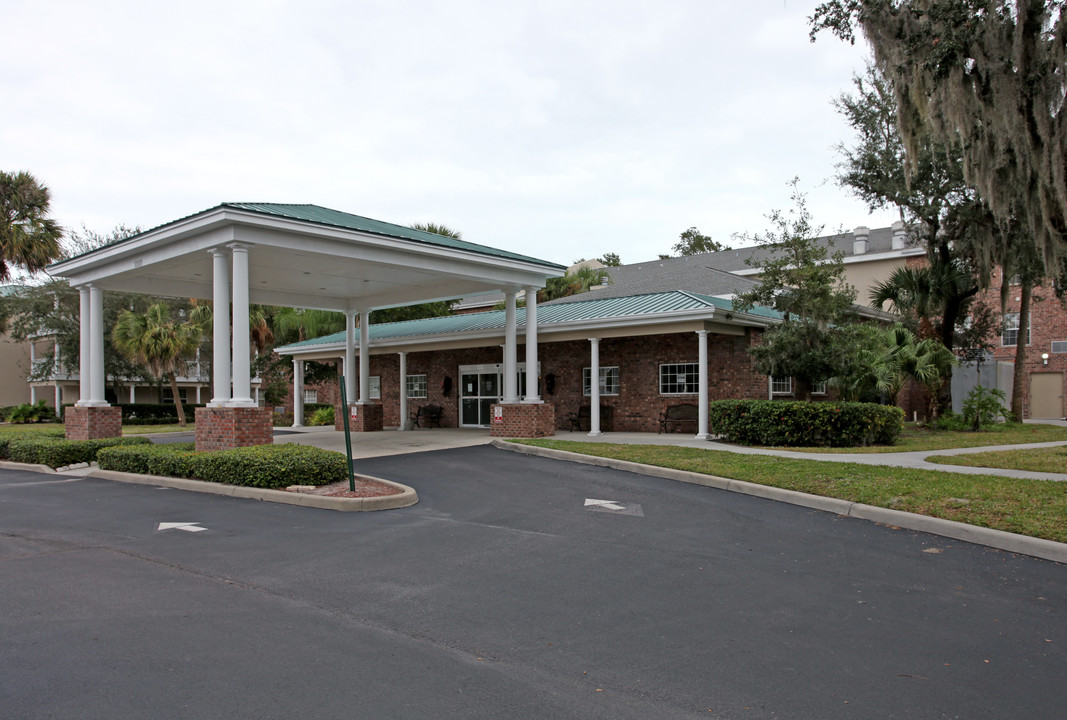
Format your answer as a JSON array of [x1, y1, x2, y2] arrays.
[[96, 442, 346, 488], [1, 435, 151, 467], [273, 411, 294, 427], [708, 399, 904, 447], [962, 385, 1010, 430], [308, 406, 335, 426], [6, 400, 58, 424], [116, 402, 206, 421]]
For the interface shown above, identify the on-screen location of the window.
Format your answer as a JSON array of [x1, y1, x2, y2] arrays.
[[161, 387, 188, 403], [771, 376, 792, 394], [1052, 341, 1067, 354], [369, 376, 381, 400], [811, 380, 827, 395], [1002, 313, 1031, 347], [406, 374, 427, 399], [583, 367, 620, 396], [303, 389, 318, 403], [660, 363, 699, 395]]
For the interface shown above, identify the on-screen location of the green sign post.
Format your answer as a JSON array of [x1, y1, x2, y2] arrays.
[[339, 375, 355, 491]]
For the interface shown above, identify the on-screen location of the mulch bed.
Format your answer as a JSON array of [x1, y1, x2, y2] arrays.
[[288, 481, 403, 498]]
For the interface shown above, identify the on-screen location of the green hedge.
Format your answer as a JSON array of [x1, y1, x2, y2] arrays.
[[0, 434, 152, 468], [96, 442, 346, 488], [707, 399, 904, 447]]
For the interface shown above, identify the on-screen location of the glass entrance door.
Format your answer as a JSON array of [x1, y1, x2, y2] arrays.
[[460, 370, 500, 427]]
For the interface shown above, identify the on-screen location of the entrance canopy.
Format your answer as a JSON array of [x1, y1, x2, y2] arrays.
[[49, 203, 566, 310]]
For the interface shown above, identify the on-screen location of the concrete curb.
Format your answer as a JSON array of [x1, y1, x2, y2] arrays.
[[84, 469, 418, 511], [493, 440, 1067, 564], [0, 460, 57, 474]]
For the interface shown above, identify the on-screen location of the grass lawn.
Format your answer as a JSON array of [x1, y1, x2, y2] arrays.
[[928, 445, 1067, 474], [517, 440, 1067, 544], [0, 423, 194, 436], [761, 422, 1067, 453]]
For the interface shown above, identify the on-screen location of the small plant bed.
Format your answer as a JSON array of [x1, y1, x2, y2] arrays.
[[927, 446, 1067, 474], [288, 481, 402, 498], [761, 422, 1067, 454], [514, 440, 1067, 543], [96, 442, 353, 489]]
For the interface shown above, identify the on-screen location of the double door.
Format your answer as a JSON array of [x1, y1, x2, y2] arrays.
[[458, 363, 535, 427]]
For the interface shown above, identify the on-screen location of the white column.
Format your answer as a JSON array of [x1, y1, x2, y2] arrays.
[[195, 385, 201, 404], [210, 249, 231, 406], [523, 286, 540, 403], [89, 284, 106, 405], [30, 386, 36, 404], [29, 341, 36, 365], [130, 386, 136, 403], [398, 352, 408, 430], [77, 286, 90, 405], [588, 337, 601, 436], [293, 358, 304, 427], [359, 309, 370, 404], [229, 244, 254, 406], [344, 310, 356, 404], [54, 384, 61, 410], [503, 289, 519, 403], [696, 329, 709, 440]]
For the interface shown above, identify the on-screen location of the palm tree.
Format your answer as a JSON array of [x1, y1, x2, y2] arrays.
[[0, 171, 64, 280], [410, 222, 462, 239], [112, 303, 211, 426]]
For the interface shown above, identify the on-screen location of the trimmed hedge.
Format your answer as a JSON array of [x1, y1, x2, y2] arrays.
[[708, 399, 904, 447], [96, 442, 346, 488], [0, 434, 152, 468], [61, 402, 206, 421]]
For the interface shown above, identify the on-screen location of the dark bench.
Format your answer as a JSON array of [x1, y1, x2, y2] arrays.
[[412, 404, 443, 428], [566, 405, 614, 432], [658, 403, 699, 433]]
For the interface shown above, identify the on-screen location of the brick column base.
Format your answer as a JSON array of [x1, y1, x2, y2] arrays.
[[65, 406, 122, 440], [490, 402, 556, 438], [335, 403, 384, 432], [195, 407, 274, 452]]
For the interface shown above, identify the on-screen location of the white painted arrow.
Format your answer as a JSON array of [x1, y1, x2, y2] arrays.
[[584, 499, 626, 511], [156, 522, 207, 533]]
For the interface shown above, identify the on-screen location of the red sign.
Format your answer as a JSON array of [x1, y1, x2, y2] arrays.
[[350, 406, 358, 420]]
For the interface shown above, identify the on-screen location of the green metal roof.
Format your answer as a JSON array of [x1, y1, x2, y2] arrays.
[[53, 203, 566, 271], [277, 290, 781, 352]]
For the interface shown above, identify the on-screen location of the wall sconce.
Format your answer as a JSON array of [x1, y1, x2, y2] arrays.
[[1042, 353, 1050, 366]]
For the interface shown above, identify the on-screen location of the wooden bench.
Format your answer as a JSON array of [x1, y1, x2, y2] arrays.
[[411, 404, 443, 428], [566, 405, 613, 432], [658, 403, 699, 433]]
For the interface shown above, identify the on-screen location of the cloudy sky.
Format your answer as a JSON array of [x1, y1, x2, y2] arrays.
[[4, 0, 897, 266]]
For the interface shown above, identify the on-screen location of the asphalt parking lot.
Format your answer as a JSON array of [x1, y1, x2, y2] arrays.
[[1, 445, 1064, 719]]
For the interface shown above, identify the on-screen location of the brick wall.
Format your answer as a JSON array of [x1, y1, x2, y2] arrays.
[[489, 402, 556, 437], [64, 406, 122, 440], [195, 407, 274, 451], [285, 330, 769, 432]]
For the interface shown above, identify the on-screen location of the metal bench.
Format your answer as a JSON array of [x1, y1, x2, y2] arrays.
[[658, 403, 699, 433], [412, 404, 443, 428], [566, 405, 613, 432]]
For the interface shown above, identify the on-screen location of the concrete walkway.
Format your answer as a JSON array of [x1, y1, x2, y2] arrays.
[[268, 423, 1067, 482]]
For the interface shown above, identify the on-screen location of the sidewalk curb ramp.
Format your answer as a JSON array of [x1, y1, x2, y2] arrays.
[[493, 440, 1067, 564]]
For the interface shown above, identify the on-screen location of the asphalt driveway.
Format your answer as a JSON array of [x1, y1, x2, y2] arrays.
[[1, 446, 1063, 719]]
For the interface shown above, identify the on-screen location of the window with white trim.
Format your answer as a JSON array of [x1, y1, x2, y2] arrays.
[[303, 389, 318, 403], [771, 376, 792, 394], [1052, 341, 1067, 354], [583, 367, 619, 396], [811, 380, 828, 395], [406, 374, 427, 399], [1002, 313, 1031, 347], [659, 363, 699, 395], [369, 376, 381, 400]]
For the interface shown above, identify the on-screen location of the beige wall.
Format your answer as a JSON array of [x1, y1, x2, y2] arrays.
[[0, 332, 31, 407], [844, 257, 907, 306]]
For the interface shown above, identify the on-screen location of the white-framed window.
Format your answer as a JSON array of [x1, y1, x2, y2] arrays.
[[771, 376, 792, 394], [369, 376, 381, 400], [1052, 341, 1067, 354], [303, 389, 318, 403], [811, 380, 828, 395], [583, 367, 620, 396], [406, 374, 428, 399], [1002, 313, 1031, 347], [659, 363, 699, 395]]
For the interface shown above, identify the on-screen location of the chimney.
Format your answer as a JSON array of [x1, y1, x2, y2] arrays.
[[853, 226, 870, 255], [891, 220, 907, 250]]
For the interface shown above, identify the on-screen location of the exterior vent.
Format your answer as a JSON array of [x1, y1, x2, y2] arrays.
[[891, 220, 908, 250], [853, 226, 870, 255]]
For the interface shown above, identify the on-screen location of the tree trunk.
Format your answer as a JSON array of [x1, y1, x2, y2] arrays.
[[168, 372, 187, 427], [1011, 282, 1032, 421]]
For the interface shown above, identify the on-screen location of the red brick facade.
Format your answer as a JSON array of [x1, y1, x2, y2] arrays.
[[334, 402, 384, 432], [490, 402, 556, 437], [64, 406, 122, 440], [194, 407, 274, 452], [288, 330, 769, 432]]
